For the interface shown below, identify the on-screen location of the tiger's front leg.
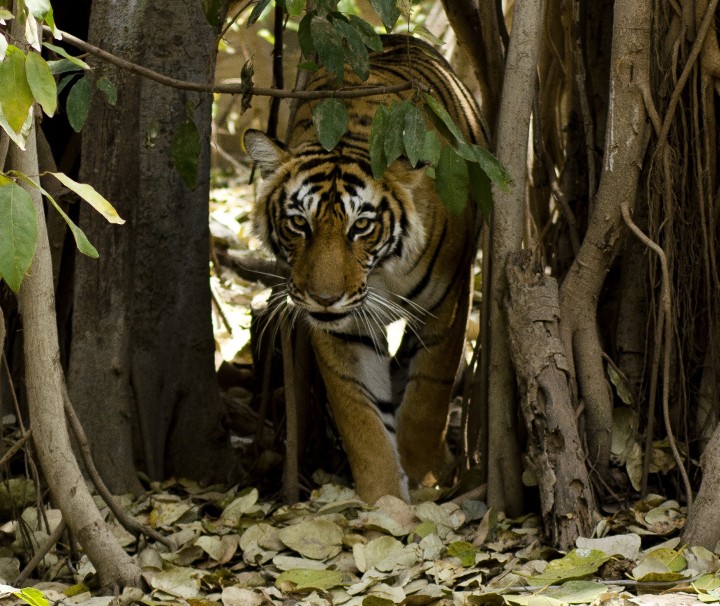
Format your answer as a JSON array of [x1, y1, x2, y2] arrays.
[[310, 329, 409, 504], [396, 272, 472, 489]]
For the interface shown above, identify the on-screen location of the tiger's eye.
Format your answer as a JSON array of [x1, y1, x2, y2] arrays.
[[353, 218, 370, 231], [290, 215, 308, 228]]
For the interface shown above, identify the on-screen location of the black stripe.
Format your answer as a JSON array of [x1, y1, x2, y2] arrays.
[[428, 249, 471, 314], [406, 220, 447, 301], [376, 400, 396, 415], [328, 330, 387, 355]]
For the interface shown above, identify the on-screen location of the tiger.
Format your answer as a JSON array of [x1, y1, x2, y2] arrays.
[[244, 34, 486, 504]]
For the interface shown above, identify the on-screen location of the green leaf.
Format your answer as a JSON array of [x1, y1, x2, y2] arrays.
[[25, 51, 57, 116], [66, 76, 91, 132], [469, 161, 492, 219], [470, 144, 511, 191], [43, 186, 99, 257], [543, 581, 607, 605], [48, 172, 124, 224], [383, 101, 409, 166], [202, 0, 225, 26], [25, 0, 51, 19], [172, 118, 201, 190], [348, 15, 383, 52], [311, 16, 345, 80], [0, 46, 34, 135], [57, 74, 77, 96], [435, 146, 469, 215], [312, 98, 348, 151], [403, 103, 425, 167], [0, 182, 38, 293], [297, 60, 319, 71], [419, 129, 441, 166], [42, 42, 90, 69], [46, 59, 84, 75], [531, 549, 611, 585], [276, 569, 345, 591], [369, 105, 389, 179], [0, 105, 32, 149], [315, 0, 338, 16], [369, 0, 399, 31], [423, 92, 466, 145], [10, 171, 102, 258], [43, 8, 59, 38], [409, 24, 445, 47], [95, 76, 117, 106], [13, 587, 49, 606], [447, 541, 477, 567], [284, 0, 305, 18], [297, 13, 315, 58], [247, 0, 272, 25], [334, 19, 369, 80]]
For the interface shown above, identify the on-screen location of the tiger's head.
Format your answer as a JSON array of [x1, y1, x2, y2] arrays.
[[244, 129, 426, 329]]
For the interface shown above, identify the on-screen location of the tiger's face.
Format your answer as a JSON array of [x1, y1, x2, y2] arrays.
[[244, 129, 425, 329]]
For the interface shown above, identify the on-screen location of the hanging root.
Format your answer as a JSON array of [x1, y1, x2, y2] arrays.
[[621, 201, 692, 506]]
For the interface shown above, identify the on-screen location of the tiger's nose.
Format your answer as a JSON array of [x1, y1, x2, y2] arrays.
[[308, 290, 342, 307]]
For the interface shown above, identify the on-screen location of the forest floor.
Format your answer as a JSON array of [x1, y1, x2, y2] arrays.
[[1, 477, 717, 606]]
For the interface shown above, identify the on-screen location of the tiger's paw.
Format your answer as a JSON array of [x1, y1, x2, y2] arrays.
[[354, 468, 410, 505], [399, 444, 455, 490]]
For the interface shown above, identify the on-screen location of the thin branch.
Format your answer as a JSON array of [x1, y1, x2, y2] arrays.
[[219, 0, 254, 41], [655, 0, 719, 150], [281, 325, 299, 504], [0, 127, 9, 172], [266, 0, 285, 139], [221, 251, 289, 286], [0, 428, 32, 467], [63, 391, 174, 549], [14, 518, 67, 586], [572, 0, 597, 206], [43, 26, 415, 100], [621, 201, 692, 506]]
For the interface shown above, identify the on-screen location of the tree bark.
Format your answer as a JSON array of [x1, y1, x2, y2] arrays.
[[12, 126, 141, 590], [505, 251, 595, 549], [68, 0, 233, 493], [485, 0, 546, 517], [441, 0, 505, 141], [683, 423, 720, 549], [559, 0, 651, 479]]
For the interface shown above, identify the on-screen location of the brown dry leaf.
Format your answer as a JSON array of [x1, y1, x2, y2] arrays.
[[278, 518, 344, 560]]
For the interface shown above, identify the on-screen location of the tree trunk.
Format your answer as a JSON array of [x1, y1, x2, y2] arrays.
[[683, 423, 720, 549], [68, 0, 233, 493], [12, 127, 141, 591], [440, 0, 505, 141], [485, 0, 546, 517], [505, 251, 596, 549], [558, 0, 651, 480]]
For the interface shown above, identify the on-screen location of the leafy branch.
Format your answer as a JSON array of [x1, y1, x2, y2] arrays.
[[40, 26, 414, 101]]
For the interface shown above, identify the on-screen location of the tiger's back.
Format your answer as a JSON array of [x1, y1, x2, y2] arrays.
[[290, 35, 486, 151], [244, 35, 485, 503]]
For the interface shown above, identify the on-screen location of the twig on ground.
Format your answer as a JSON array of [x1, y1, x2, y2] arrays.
[[14, 518, 67, 586]]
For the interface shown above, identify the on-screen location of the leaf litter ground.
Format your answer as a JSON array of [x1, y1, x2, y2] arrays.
[[3, 481, 720, 606]]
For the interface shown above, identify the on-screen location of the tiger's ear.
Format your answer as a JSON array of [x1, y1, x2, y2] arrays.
[[243, 129, 289, 179]]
